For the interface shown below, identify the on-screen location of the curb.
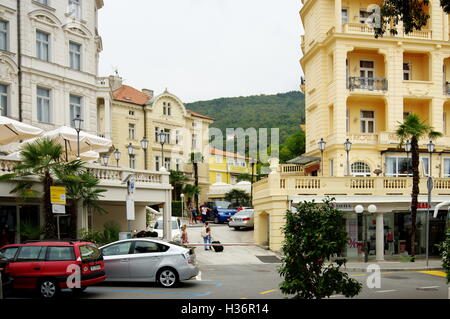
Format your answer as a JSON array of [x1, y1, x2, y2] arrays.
[[342, 267, 444, 272]]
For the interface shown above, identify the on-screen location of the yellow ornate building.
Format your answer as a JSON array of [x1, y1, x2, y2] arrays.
[[103, 75, 214, 202], [253, 0, 450, 258]]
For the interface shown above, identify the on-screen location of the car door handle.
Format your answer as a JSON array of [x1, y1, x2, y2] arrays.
[[34, 266, 41, 270], [120, 259, 129, 262]]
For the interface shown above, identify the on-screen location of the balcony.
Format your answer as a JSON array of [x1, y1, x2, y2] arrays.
[[348, 77, 387, 92], [341, 23, 432, 40]]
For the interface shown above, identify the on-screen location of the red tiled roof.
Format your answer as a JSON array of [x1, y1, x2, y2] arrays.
[[113, 85, 150, 106], [187, 110, 215, 121]]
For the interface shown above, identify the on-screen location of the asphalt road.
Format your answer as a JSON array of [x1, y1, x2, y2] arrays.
[[5, 225, 450, 299]]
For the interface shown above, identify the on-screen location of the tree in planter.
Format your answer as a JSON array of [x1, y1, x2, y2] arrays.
[[0, 138, 65, 239], [396, 114, 442, 260], [438, 229, 450, 284], [182, 184, 201, 211], [224, 189, 250, 207], [169, 170, 189, 201], [278, 198, 362, 299]]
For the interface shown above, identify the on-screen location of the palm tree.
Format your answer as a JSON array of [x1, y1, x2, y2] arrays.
[[189, 152, 204, 214], [396, 114, 442, 260], [224, 189, 251, 207], [182, 184, 201, 210], [169, 170, 190, 200], [5, 138, 64, 238]]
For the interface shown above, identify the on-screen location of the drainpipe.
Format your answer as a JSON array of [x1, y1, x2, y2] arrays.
[[17, 0, 23, 121], [143, 105, 148, 168]]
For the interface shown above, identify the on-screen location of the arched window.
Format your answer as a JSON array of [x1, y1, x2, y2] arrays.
[[351, 162, 371, 177]]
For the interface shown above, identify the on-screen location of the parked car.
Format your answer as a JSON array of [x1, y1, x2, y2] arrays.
[[0, 240, 105, 298], [152, 217, 182, 242], [0, 253, 13, 296], [228, 209, 254, 230], [207, 201, 238, 224], [99, 238, 198, 288]]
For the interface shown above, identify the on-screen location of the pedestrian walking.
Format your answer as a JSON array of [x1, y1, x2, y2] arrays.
[[201, 222, 212, 250], [181, 224, 189, 245], [200, 203, 210, 224]]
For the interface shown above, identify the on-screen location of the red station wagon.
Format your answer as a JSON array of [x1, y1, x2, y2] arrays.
[[0, 240, 106, 298]]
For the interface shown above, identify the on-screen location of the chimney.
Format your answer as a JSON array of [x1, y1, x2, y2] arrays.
[[142, 89, 154, 99], [108, 75, 123, 91]]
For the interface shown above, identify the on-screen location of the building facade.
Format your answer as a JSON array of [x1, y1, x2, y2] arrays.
[[253, 0, 450, 258], [107, 77, 214, 203]]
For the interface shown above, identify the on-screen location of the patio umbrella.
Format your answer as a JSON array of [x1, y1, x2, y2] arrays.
[[0, 116, 44, 145], [4, 150, 100, 162]]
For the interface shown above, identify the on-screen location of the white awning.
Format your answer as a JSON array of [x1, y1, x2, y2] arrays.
[[0, 116, 43, 145]]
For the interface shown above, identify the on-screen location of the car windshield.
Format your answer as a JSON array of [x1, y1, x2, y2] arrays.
[[215, 201, 232, 209], [154, 220, 179, 230], [235, 210, 253, 217], [79, 244, 103, 262]]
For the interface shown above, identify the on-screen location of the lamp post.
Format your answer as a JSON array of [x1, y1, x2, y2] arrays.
[[181, 193, 185, 221], [73, 114, 83, 159], [344, 138, 352, 176], [127, 143, 134, 169], [355, 205, 368, 262], [426, 140, 435, 267], [101, 154, 110, 167], [158, 130, 167, 171], [114, 149, 121, 167], [318, 138, 326, 176], [140, 137, 149, 170], [405, 140, 412, 176]]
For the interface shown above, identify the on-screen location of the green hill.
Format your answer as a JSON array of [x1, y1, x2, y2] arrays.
[[186, 91, 305, 144]]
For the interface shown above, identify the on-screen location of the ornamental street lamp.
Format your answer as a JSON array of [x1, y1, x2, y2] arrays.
[[344, 138, 352, 176], [355, 204, 369, 263], [73, 114, 83, 159], [101, 154, 110, 167], [318, 138, 326, 176], [426, 140, 435, 267], [140, 137, 149, 170], [180, 193, 185, 220], [127, 143, 134, 169], [158, 130, 168, 171], [114, 149, 121, 167], [405, 140, 412, 176]]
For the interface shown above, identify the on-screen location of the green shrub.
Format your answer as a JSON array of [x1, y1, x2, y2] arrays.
[[79, 220, 120, 246], [438, 229, 450, 284], [172, 201, 182, 217], [20, 222, 44, 241]]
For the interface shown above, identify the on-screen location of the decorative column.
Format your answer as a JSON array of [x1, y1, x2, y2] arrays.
[[376, 212, 385, 261]]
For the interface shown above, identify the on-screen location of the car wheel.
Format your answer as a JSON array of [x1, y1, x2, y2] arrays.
[[234, 227, 240, 230], [38, 279, 59, 299], [158, 268, 179, 288], [214, 217, 219, 224]]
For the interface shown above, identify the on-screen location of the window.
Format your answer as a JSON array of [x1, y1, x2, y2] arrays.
[[360, 10, 371, 24], [192, 134, 198, 150], [129, 154, 136, 169], [36, 0, 49, 5], [155, 156, 160, 171], [0, 247, 18, 260], [0, 84, 8, 116], [155, 127, 159, 142], [386, 156, 412, 177], [216, 155, 223, 164], [37, 87, 51, 123], [421, 157, 430, 177], [0, 20, 8, 51], [69, 42, 81, 71], [444, 112, 447, 135], [164, 157, 171, 170], [154, 220, 179, 230], [47, 247, 75, 261], [351, 162, 371, 177], [102, 242, 132, 256], [175, 130, 181, 144], [68, 0, 81, 19], [403, 63, 411, 80], [133, 241, 167, 254], [176, 158, 181, 171], [443, 158, 450, 177], [329, 159, 334, 177], [79, 245, 102, 262], [360, 110, 375, 133], [129, 110, 135, 116], [36, 31, 50, 61], [216, 173, 222, 183], [70, 95, 82, 128], [342, 8, 349, 23], [17, 246, 46, 261], [128, 123, 136, 140], [167, 103, 171, 116], [164, 129, 171, 144]]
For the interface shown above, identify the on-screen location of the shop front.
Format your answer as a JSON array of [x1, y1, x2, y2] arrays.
[[0, 204, 41, 246]]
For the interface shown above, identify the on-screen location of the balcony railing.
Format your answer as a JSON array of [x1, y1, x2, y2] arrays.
[[348, 77, 387, 92]]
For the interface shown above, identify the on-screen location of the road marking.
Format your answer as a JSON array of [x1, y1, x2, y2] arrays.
[[196, 271, 202, 281], [87, 287, 212, 298], [350, 274, 368, 277], [417, 271, 447, 278], [375, 290, 397, 293], [260, 289, 277, 295], [329, 294, 343, 298], [418, 286, 440, 289]]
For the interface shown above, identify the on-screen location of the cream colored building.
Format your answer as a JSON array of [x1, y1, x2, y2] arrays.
[[105, 76, 214, 203], [253, 0, 450, 259]]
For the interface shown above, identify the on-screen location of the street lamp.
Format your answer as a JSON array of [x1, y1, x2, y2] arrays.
[[405, 140, 412, 176], [344, 138, 352, 176], [127, 143, 134, 169], [73, 114, 83, 159], [318, 138, 326, 176], [355, 204, 368, 263], [181, 193, 185, 221], [113, 149, 121, 167], [140, 137, 149, 170], [101, 154, 110, 167], [158, 130, 168, 171], [425, 140, 435, 267]]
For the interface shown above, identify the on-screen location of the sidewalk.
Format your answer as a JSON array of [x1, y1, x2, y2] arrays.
[[337, 259, 444, 272]]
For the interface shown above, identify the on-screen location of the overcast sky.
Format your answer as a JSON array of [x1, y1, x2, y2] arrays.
[[98, 0, 304, 103]]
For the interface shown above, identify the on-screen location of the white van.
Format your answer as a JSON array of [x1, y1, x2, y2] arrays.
[[153, 217, 182, 242]]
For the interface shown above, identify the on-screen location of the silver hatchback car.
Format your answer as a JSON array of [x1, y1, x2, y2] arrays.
[[99, 238, 199, 288], [228, 209, 254, 230]]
